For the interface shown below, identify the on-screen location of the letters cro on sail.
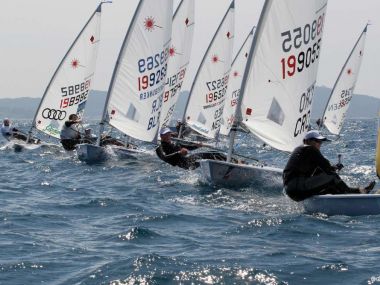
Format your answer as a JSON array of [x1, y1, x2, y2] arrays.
[[183, 1, 235, 139], [239, 0, 328, 152], [34, 5, 102, 139], [105, 0, 174, 143], [322, 25, 367, 135], [159, 0, 195, 131]]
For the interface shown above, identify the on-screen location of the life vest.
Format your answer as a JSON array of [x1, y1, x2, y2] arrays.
[[1, 124, 12, 137], [60, 123, 80, 139]]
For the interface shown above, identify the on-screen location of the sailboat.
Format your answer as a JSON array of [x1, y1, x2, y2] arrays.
[[302, 108, 380, 217], [180, 1, 235, 140], [77, 0, 173, 163], [200, 0, 329, 187], [26, 3, 103, 149], [159, 0, 195, 131], [319, 24, 368, 135], [219, 27, 255, 137]]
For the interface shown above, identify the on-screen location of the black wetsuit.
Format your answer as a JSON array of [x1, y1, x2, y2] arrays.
[[157, 141, 198, 169], [283, 145, 360, 201], [157, 141, 226, 170]]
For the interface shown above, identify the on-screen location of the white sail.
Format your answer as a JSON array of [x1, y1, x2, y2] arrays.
[[183, 1, 235, 139], [240, 0, 328, 152], [33, 4, 102, 138], [104, 0, 173, 142], [322, 25, 367, 135], [159, 0, 195, 130], [219, 27, 255, 136]]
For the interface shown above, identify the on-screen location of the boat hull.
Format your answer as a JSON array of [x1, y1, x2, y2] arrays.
[[77, 144, 108, 163], [77, 144, 143, 163], [199, 159, 283, 188], [4, 139, 43, 152], [303, 194, 380, 216]]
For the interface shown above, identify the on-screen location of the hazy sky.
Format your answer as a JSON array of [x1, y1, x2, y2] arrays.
[[0, 0, 379, 99]]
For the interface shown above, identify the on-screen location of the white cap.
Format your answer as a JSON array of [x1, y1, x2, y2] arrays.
[[160, 127, 172, 135], [304, 130, 328, 141]]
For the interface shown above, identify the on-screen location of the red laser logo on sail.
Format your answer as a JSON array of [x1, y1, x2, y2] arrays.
[[144, 17, 162, 31], [212, 55, 219, 63], [71, 59, 80, 69], [169, 46, 176, 57]]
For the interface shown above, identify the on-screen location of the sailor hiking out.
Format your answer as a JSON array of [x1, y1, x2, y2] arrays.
[[283, 130, 375, 201], [1, 118, 29, 142], [156, 127, 226, 170]]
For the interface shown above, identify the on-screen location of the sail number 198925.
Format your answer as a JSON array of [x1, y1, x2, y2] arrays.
[[59, 79, 91, 108]]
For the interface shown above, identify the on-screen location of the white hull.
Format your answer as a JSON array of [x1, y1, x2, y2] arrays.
[[77, 144, 143, 163], [199, 159, 283, 188], [1, 139, 46, 152], [303, 194, 380, 216], [77, 144, 108, 163]]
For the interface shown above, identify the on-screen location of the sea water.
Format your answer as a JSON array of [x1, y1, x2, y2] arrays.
[[0, 119, 380, 285]]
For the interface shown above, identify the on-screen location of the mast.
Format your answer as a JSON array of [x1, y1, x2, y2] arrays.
[[96, 1, 144, 146], [28, 3, 103, 142], [227, 0, 272, 162], [174, 0, 185, 18], [179, 0, 234, 138], [320, 23, 368, 132]]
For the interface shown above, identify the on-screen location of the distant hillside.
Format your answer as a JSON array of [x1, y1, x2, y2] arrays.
[[310, 86, 380, 119], [0, 87, 378, 120]]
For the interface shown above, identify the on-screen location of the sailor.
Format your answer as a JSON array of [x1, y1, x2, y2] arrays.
[[100, 132, 125, 147], [1, 118, 28, 141], [156, 127, 202, 169], [283, 130, 375, 201], [175, 120, 191, 139], [83, 128, 97, 144], [60, 114, 83, 151], [156, 127, 227, 170], [316, 118, 323, 128]]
